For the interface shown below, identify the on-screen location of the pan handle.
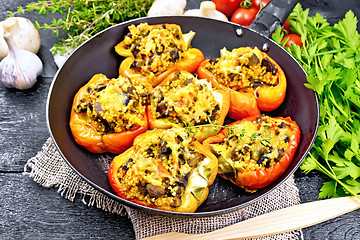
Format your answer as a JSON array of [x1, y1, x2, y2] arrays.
[[249, 0, 298, 38]]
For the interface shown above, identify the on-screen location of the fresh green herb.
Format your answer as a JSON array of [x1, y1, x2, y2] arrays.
[[238, 128, 246, 139], [250, 132, 258, 142], [205, 118, 219, 138], [249, 132, 272, 146], [259, 136, 272, 147], [8, 0, 154, 54], [272, 3, 360, 200], [184, 121, 197, 135], [183, 119, 222, 137]]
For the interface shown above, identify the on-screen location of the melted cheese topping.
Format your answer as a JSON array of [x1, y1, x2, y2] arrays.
[[117, 128, 210, 207], [210, 115, 294, 175], [124, 23, 189, 80], [205, 47, 279, 91], [74, 76, 146, 133], [149, 71, 222, 126]]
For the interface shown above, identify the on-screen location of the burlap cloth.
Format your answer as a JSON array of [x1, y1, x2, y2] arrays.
[[24, 138, 303, 240]]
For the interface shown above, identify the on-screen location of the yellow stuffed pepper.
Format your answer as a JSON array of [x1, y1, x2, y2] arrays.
[[146, 70, 229, 142], [108, 128, 218, 213], [115, 23, 204, 87]]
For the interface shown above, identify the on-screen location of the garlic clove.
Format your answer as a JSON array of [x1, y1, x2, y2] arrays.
[[0, 17, 41, 60], [0, 32, 43, 90], [148, 0, 187, 16], [184, 1, 228, 22]]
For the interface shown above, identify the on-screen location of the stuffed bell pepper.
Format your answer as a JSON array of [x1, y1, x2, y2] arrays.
[[204, 115, 300, 192], [108, 128, 218, 213], [147, 70, 229, 142], [197, 47, 287, 119], [115, 23, 204, 87], [69, 74, 148, 154]]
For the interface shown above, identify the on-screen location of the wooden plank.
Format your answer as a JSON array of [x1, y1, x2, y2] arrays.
[[295, 174, 360, 239], [0, 0, 63, 172], [0, 173, 135, 239], [1, 173, 359, 239], [1, 1, 360, 239], [0, 77, 51, 171]]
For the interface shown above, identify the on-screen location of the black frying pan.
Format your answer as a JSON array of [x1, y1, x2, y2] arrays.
[[47, 0, 319, 217]]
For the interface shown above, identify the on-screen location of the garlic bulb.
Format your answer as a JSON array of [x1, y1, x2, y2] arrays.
[[147, 0, 187, 16], [0, 24, 7, 60], [0, 17, 41, 60], [0, 32, 43, 90], [184, 1, 228, 22]]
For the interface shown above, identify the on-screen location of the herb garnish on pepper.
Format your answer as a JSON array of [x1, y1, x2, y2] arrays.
[[147, 70, 229, 142], [204, 115, 300, 191]]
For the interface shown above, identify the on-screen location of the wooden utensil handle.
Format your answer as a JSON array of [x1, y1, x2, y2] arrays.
[[143, 196, 360, 240], [201, 196, 360, 239]]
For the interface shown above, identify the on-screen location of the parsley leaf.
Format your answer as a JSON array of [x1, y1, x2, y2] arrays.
[[319, 181, 337, 199], [333, 11, 360, 49], [299, 153, 320, 174]]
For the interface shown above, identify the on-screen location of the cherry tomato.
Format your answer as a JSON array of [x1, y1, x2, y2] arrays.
[[282, 33, 303, 48], [231, 6, 259, 27], [252, 0, 271, 9], [282, 18, 291, 34], [212, 0, 243, 17]]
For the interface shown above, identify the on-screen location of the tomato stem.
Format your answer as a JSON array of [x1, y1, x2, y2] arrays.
[[240, 0, 252, 8]]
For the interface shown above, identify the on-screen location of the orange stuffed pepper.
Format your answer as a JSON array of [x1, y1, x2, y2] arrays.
[[204, 115, 300, 192], [115, 23, 204, 87], [146, 70, 229, 142], [69, 74, 148, 154], [197, 47, 287, 120], [108, 128, 218, 213]]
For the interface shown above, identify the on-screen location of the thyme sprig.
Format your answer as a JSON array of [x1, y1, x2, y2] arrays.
[[183, 119, 222, 138], [184, 120, 273, 146], [8, 0, 154, 54]]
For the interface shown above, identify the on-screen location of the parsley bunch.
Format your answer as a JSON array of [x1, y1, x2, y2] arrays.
[[272, 4, 360, 199], [8, 0, 154, 54]]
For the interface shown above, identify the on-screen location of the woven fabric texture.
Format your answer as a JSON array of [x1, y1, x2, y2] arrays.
[[25, 138, 302, 240]]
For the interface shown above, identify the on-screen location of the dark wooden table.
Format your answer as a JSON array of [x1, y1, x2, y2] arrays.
[[1, 0, 359, 239]]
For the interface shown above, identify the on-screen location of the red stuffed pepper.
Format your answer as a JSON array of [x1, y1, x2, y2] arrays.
[[108, 128, 218, 213], [147, 70, 230, 142], [197, 47, 287, 120], [69, 74, 148, 154], [203, 115, 300, 191], [115, 23, 204, 87]]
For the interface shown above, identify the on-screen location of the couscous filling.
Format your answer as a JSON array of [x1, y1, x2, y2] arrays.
[[124, 23, 189, 80], [116, 128, 207, 207], [205, 47, 279, 91], [74, 76, 146, 133], [210, 115, 293, 175], [149, 71, 221, 126]]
